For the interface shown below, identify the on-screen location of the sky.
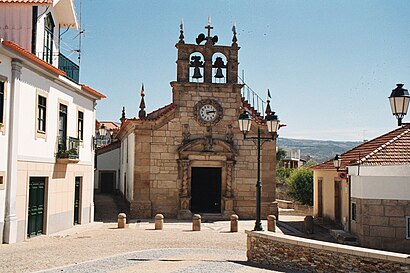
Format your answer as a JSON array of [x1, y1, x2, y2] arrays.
[[62, 0, 410, 141]]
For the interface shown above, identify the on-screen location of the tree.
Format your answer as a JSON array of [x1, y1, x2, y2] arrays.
[[276, 166, 293, 183], [285, 167, 313, 206], [276, 148, 287, 164]]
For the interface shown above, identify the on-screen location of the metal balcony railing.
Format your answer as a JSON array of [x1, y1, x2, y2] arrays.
[[238, 76, 266, 118], [56, 137, 80, 160], [58, 54, 79, 83]]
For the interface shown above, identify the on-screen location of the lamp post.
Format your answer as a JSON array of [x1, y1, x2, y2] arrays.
[[238, 108, 279, 231], [388, 83, 410, 126]]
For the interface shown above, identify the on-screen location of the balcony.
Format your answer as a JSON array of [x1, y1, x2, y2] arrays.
[[56, 137, 80, 163], [58, 53, 79, 83]]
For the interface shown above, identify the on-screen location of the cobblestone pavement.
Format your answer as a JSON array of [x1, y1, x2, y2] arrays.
[[0, 194, 312, 273]]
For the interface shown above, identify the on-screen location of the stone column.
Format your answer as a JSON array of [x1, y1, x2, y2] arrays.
[[178, 160, 192, 219], [4, 59, 22, 243], [181, 160, 189, 196], [225, 161, 233, 198], [223, 160, 235, 219], [203, 55, 212, 83]]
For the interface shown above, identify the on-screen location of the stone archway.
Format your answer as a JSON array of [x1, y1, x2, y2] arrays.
[[177, 138, 237, 219]]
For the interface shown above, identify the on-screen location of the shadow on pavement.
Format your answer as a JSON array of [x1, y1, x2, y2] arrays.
[[94, 192, 129, 222]]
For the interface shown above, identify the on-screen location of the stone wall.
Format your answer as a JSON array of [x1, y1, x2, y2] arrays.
[[127, 80, 276, 219], [246, 231, 410, 273], [351, 197, 410, 254]]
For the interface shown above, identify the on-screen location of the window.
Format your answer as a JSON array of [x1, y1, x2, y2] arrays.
[[351, 202, 357, 221], [77, 111, 84, 140], [43, 13, 54, 64], [58, 104, 67, 151], [406, 216, 410, 240], [37, 95, 47, 132], [0, 81, 4, 124]]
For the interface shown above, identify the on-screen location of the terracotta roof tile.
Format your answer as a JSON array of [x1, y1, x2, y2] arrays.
[[0, 0, 52, 4], [311, 124, 410, 169], [2, 41, 106, 100], [80, 84, 106, 99], [144, 103, 177, 121], [98, 121, 120, 130], [360, 127, 410, 166], [2, 40, 66, 76]]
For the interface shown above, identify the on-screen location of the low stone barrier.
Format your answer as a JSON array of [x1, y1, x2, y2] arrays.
[[117, 213, 127, 229], [230, 214, 238, 232], [155, 214, 164, 230], [246, 231, 410, 272], [192, 214, 201, 231]]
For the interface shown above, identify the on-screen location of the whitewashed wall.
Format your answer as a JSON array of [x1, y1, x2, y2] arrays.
[[16, 67, 94, 164], [349, 165, 410, 200], [120, 133, 134, 201], [94, 147, 120, 189], [0, 53, 12, 235]]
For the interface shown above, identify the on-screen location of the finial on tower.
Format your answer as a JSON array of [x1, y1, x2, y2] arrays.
[[179, 18, 185, 44], [120, 106, 126, 124], [265, 89, 272, 116], [204, 17, 218, 45], [138, 83, 146, 119], [232, 22, 238, 46]]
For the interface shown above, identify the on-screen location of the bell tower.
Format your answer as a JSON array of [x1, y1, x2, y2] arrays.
[[175, 19, 239, 84]]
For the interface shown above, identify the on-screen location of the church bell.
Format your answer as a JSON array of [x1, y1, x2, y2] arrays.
[[215, 67, 224, 78], [192, 67, 202, 79]]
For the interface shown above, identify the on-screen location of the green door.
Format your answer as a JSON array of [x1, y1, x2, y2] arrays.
[[74, 177, 81, 224], [28, 177, 45, 237]]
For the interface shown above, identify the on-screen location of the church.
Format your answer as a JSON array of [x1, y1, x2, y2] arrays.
[[106, 21, 279, 220]]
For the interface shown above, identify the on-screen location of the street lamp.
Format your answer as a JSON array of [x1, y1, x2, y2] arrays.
[[99, 124, 107, 138], [388, 83, 410, 126], [238, 107, 279, 231], [333, 154, 342, 171]]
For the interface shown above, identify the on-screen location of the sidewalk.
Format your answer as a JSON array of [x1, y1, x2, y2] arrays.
[[0, 193, 324, 272], [0, 217, 307, 273]]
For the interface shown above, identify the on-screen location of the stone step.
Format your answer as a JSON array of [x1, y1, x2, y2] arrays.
[[330, 229, 359, 246]]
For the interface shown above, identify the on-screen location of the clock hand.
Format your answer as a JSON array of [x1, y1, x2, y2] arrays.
[[206, 110, 216, 114]]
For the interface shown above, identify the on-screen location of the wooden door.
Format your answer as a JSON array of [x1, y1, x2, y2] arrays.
[[318, 179, 323, 217], [28, 177, 45, 237], [334, 180, 341, 223], [191, 167, 222, 213], [73, 177, 81, 224]]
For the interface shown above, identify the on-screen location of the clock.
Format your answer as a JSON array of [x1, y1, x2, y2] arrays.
[[199, 104, 217, 122], [194, 99, 223, 125]]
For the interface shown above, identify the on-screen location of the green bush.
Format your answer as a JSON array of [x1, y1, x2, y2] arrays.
[[276, 166, 293, 183], [285, 167, 313, 206]]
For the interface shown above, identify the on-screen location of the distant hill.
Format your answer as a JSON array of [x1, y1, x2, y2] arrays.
[[277, 138, 362, 164]]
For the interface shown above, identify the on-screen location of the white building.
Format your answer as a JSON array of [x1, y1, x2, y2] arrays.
[[312, 124, 410, 253], [0, 0, 105, 243]]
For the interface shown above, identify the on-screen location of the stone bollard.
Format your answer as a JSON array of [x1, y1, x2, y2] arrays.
[[117, 213, 127, 229], [267, 215, 276, 232], [270, 201, 279, 221], [155, 214, 164, 230], [192, 214, 201, 231], [230, 214, 239, 232], [304, 215, 314, 234]]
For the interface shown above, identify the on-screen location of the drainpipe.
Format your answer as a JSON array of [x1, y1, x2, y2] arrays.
[[3, 59, 22, 243]]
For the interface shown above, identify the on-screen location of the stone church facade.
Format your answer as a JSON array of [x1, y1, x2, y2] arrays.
[[116, 23, 277, 220]]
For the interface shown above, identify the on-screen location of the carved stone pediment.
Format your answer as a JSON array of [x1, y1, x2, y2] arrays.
[[177, 138, 237, 158]]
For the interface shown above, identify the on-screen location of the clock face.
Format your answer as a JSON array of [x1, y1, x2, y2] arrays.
[[193, 99, 223, 126], [199, 104, 217, 122]]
